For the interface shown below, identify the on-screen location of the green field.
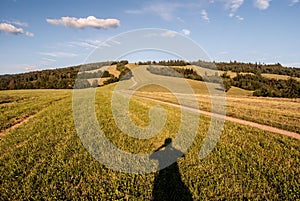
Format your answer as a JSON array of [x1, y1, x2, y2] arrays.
[[134, 78, 300, 133], [1, 83, 299, 200]]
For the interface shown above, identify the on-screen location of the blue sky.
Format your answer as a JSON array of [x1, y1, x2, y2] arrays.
[[0, 0, 299, 74]]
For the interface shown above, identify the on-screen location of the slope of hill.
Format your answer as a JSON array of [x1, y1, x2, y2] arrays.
[[1, 60, 300, 98]]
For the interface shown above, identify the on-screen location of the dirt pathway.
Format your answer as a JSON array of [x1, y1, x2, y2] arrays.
[[132, 94, 300, 141]]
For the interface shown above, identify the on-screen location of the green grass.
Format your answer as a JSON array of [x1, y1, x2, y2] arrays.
[[134, 81, 300, 133], [0, 85, 299, 200], [0, 90, 70, 134]]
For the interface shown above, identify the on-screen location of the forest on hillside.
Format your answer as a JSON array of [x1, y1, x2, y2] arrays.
[[0, 60, 299, 98], [0, 61, 132, 90]]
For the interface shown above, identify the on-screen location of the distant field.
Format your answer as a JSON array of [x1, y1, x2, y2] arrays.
[[0, 85, 299, 200], [130, 66, 300, 133], [83, 64, 121, 86], [134, 80, 299, 133], [217, 70, 254, 78], [227, 86, 253, 96], [216, 71, 300, 81], [261, 73, 300, 81]]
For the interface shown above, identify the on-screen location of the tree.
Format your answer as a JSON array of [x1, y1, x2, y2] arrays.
[[222, 79, 232, 92], [284, 78, 299, 99]]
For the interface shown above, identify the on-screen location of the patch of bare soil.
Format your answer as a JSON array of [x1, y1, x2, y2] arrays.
[[0, 115, 35, 139]]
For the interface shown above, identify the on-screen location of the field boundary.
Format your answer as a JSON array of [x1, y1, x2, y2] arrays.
[[124, 92, 300, 140]]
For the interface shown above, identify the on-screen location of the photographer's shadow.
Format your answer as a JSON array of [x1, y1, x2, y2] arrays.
[[150, 138, 193, 201]]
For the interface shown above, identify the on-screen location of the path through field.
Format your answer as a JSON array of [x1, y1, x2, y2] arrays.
[[116, 65, 300, 140], [131, 94, 300, 140]]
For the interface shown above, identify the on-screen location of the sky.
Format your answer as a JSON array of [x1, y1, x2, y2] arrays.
[[0, 0, 299, 74]]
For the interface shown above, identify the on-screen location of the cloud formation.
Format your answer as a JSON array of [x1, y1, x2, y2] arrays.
[[3, 20, 28, 27], [125, 2, 188, 21], [161, 30, 178, 38], [0, 23, 23, 34], [235, 15, 244, 21], [0, 23, 33, 36], [38, 51, 78, 58], [254, 0, 271, 10], [201, 9, 210, 22], [46, 16, 120, 29], [289, 0, 299, 6], [68, 39, 103, 49], [226, 0, 244, 12], [182, 29, 191, 36]]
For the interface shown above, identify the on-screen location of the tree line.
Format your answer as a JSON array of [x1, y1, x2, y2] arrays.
[[1, 60, 299, 98], [192, 60, 300, 77], [0, 61, 122, 90], [137, 60, 189, 66], [147, 66, 202, 81], [147, 65, 300, 97], [231, 73, 300, 98]]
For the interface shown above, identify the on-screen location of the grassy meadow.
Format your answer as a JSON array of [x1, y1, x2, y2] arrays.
[[134, 79, 300, 133], [0, 83, 299, 200]]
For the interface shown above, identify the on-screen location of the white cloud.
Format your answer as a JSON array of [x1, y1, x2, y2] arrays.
[[201, 9, 210, 22], [18, 64, 40, 72], [289, 0, 299, 6], [161, 30, 178, 38], [68, 39, 102, 49], [228, 12, 244, 21], [182, 29, 191, 36], [40, 57, 56, 65], [42, 57, 56, 62], [235, 15, 244, 21], [46, 16, 120, 29], [226, 0, 244, 12], [125, 2, 185, 21], [25, 31, 34, 37], [3, 20, 28, 27], [282, 62, 300, 67], [99, 40, 122, 48], [38, 52, 78, 58], [25, 66, 40, 71], [254, 0, 271, 10], [0, 23, 24, 34], [0, 22, 33, 36], [125, 10, 144, 14]]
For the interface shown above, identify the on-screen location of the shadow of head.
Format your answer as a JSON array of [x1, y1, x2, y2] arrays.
[[164, 138, 172, 146]]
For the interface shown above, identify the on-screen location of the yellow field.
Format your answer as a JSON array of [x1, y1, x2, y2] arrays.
[[262, 73, 300, 81]]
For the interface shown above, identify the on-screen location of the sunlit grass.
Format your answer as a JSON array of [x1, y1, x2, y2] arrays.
[[0, 85, 299, 200], [262, 73, 300, 81], [134, 81, 300, 133]]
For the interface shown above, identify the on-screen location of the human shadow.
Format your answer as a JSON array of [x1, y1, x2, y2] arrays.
[[150, 138, 193, 201]]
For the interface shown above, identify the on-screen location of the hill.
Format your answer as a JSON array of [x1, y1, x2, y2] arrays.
[[1, 60, 300, 98]]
